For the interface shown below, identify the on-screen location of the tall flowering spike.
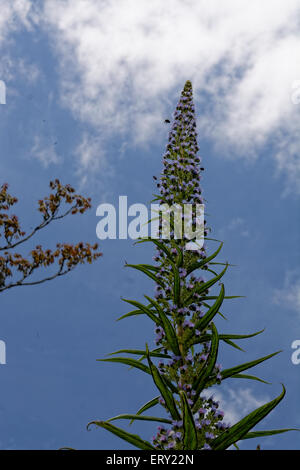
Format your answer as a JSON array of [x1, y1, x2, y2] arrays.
[[150, 80, 227, 450], [93, 81, 291, 451], [157, 80, 203, 207]]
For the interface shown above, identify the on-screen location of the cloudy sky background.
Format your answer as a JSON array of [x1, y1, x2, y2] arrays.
[[0, 0, 299, 449]]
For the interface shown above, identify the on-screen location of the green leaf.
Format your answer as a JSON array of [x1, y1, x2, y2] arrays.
[[220, 350, 282, 380], [231, 374, 270, 385], [185, 265, 228, 305], [107, 348, 170, 359], [146, 345, 180, 421], [210, 262, 237, 267], [192, 323, 219, 400], [191, 333, 212, 345], [134, 264, 160, 272], [116, 303, 154, 321], [97, 357, 150, 375], [122, 298, 160, 325], [201, 301, 227, 321], [210, 385, 286, 450], [242, 428, 300, 440], [150, 194, 169, 205], [87, 421, 154, 450], [187, 242, 223, 274], [145, 296, 181, 356], [205, 268, 219, 277], [106, 414, 172, 425], [200, 295, 244, 300], [125, 263, 164, 287], [189, 284, 225, 337], [219, 329, 265, 341], [130, 396, 160, 424], [222, 338, 245, 352], [163, 376, 178, 394], [117, 310, 143, 321], [204, 237, 223, 242], [135, 238, 175, 265], [144, 295, 171, 316], [192, 329, 265, 348], [180, 391, 198, 450]]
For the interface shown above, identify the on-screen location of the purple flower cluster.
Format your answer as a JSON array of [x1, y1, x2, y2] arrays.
[[154, 81, 209, 246], [155, 83, 203, 208], [152, 396, 230, 450]]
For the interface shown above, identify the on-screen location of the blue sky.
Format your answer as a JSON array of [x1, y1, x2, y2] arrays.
[[0, 0, 300, 449]]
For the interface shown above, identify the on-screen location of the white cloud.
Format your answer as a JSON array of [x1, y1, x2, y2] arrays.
[[16, 58, 40, 83], [274, 270, 300, 313], [75, 133, 106, 171], [30, 135, 61, 167], [208, 386, 272, 449], [41, 0, 300, 190], [74, 133, 114, 188], [210, 386, 269, 426], [219, 217, 250, 239], [0, 1, 40, 101], [0, 0, 34, 43]]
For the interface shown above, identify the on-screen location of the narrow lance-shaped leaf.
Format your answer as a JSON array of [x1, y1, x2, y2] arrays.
[[210, 385, 286, 450], [186, 284, 225, 343], [131, 263, 160, 272], [186, 241, 223, 274], [145, 295, 181, 356], [220, 350, 282, 381], [116, 304, 154, 321], [180, 391, 198, 450], [222, 338, 245, 352], [87, 421, 154, 450], [201, 301, 227, 320], [130, 396, 160, 424], [107, 348, 170, 359], [192, 323, 219, 403], [135, 238, 175, 265], [185, 264, 228, 304], [121, 298, 160, 325], [192, 329, 265, 347], [219, 329, 265, 340], [199, 295, 244, 301], [242, 428, 300, 440], [125, 263, 164, 287], [209, 262, 236, 266], [117, 301, 157, 321], [205, 267, 219, 277], [146, 344, 180, 421], [97, 357, 150, 375], [106, 414, 172, 425], [117, 309, 144, 321], [231, 374, 270, 385]]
